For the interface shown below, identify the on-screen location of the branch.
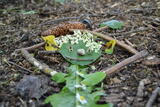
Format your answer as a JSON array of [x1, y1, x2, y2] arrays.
[[93, 26, 108, 32], [101, 50, 148, 75], [70, 29, 138, 54], [146, 87, 160, 107], [7, 60, 32, 74], [38, 50, 59, 55], [143, 56, 160, 65], [15, 42, 45, 52], [21, 49, 57, 76], [109, 27, 150, 36]]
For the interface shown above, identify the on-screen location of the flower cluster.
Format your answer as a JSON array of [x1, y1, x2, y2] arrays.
[[55, 30, 102, 53]]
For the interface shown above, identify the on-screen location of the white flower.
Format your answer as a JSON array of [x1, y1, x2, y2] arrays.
[[74, 84, 86, 90], [76, 93, 87, 105], [55, 30, 103, 51], [71, 41, 75, 45]]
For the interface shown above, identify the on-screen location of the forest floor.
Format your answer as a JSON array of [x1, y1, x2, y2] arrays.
[[0, 0, 160, 107]]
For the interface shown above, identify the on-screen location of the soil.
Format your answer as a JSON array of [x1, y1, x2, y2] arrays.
[[0, 0, 160, 107]]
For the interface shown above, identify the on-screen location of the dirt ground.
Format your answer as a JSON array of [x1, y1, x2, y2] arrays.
[[0, 0, 160, 107]]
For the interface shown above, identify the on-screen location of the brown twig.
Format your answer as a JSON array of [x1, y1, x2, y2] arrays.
[[7, 60, 32, 73], [93, 26, 108, 32], [38, 50, 59, 55], [15, 42, 45, 52], [124, 39, 135, 47], [21, 49, 57, 76], [109, 27, 150, 36], [38, 55, 60, 63], [101, 50, 149, 75], [93, 25, 150, 36], [71, 29, 138, 54], [143, 56, 160, 65], [143, 21, 160, 34], [137, 79, 145, 97], [146, 87, 160, 107], [39, 14, 86, 26]]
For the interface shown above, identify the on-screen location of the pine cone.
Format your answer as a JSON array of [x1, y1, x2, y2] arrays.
[[41, 21, 86, 36]]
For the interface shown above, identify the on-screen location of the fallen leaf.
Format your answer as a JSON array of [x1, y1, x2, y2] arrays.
[[42, 35, 58, 51], [100, 20, 124, 29], [105, 40, 116, 54]]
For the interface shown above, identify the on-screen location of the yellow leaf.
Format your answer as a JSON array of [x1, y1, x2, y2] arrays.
[[105, 40, 116, 54], [42, 35, 58, 51]]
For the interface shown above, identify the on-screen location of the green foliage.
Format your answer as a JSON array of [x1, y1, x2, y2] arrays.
[[51, 72, 67, 83], [46, 65, 112, 107], [100, 20, 124, 29], [81, 72, 106, 86], [45, 92, 75, 107], [59, 41, 101, 65]]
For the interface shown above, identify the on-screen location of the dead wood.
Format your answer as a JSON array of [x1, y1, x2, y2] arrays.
[[21, 49, 57, 76], [146, 87, 160, 107], [101, 50, 149, 75]]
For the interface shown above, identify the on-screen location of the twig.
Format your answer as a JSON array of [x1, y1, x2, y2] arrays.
[[101, 50, 149, 75], [39, 17, 80, 26], [93, 26, 150, 36], [93, 26, 108, 32], [143, 56, 160, 65], [15, 42, 45, 52], [146, 87, 160, 107], [38, 55, 60, 63], [143, 21, 160, 34], [71, 29, 138, 54], [7, 60, 32, 73], [38, 50, 59, 55], [137, 79, 145, 97], [133, 79, 151, 104], [109, 27, 150, 36], [18, 97, 27, 107], [39, 14, 86, 26], [124, 39, 135, 47], [21, 49, 57, 76]]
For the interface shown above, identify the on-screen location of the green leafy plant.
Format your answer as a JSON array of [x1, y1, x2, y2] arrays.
[[100, 20, 124, 29], [45, 65, 113, 107]]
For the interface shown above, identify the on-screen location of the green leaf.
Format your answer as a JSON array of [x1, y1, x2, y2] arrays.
[[100, 20, 124, 29], [65, 76, 76, 93], [51, 72, 67, 83], [81, 72, 106, 86], [67, 65, 79, 74], [59, 41, 101, 66], [91, 91, 106, 102], [45, 92, 75, 107]]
